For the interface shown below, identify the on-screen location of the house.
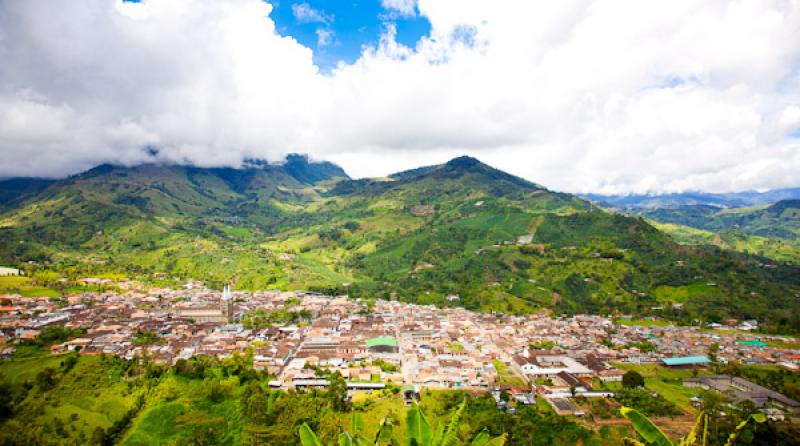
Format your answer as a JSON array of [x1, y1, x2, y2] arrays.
[[546, 397, 584, 416]]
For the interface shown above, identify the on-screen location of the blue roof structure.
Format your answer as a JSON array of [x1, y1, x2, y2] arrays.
[[661, 356, 711, 366]]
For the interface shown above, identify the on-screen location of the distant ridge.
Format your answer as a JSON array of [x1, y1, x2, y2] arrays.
[[585, 187, 800, 209]]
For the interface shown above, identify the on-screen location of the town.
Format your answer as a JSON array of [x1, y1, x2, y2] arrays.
[[1, 279, 799, 425]]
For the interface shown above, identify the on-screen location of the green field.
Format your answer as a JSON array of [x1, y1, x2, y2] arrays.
[[615, 318, 671, 327], [492, 360, 528, 387], [612, 363, 711, 414], [0, 275, 61, 297]]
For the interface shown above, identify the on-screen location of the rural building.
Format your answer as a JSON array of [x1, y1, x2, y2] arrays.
[[685, 375, 800, 414], [661, 356, 710, 368]]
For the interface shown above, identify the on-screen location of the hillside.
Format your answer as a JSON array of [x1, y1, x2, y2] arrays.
[[629, 200, 800, 264], [1, 156, 799, 331], [641, 200, 800, 239], [0, 177, 57, 211]]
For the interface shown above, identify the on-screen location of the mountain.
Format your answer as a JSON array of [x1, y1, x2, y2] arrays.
[[585, 188, 800, 209], [0, 177, 57, 210], [629, 200, 800, 264], [641, 200, 800, 239], [1, 156, 799, 331], [278, 153, 349, 185]]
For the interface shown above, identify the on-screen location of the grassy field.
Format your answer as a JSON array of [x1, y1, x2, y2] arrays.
[[615, 318, 671, 327], [611, 363, 710, 414], [0, 275, 61, 298], [492, 359, 528, 387], [651, 282, 718, 304]]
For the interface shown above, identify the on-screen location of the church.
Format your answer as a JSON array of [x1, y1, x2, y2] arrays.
[[175, 284, 235, 323]]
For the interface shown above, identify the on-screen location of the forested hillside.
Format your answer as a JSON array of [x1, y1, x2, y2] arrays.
[[616, 201, 800, 265], [1, 156, 799, 331]]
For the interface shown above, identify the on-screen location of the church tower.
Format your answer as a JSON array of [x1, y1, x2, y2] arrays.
[[221, 284, 234, 323]]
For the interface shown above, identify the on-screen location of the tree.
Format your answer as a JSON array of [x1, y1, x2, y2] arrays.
[[708, 343, 719, 366], [35, 367, 57, 391], [242, 381, 269, 425], [622, 370, 645, 389], [0, 380, 14, 420], [60, 352, 79, 373], [327, 371, 349, 412], [91, 427, 106, 445]]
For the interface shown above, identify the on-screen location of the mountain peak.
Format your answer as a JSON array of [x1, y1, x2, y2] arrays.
[[445, 155, 482, 169], [281, 153, 349, 184]]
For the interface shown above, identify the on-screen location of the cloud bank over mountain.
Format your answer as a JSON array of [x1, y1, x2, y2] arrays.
[[1, 0, 799, 193]]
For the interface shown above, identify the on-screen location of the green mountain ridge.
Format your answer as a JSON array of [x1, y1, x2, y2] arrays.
[[641, 200, 800, 239], [627, 200, 800, 265], [1, 156, 799, 331]]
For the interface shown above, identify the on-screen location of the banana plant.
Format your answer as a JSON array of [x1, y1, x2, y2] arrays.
[[406, 400, 506, 446], [621, 406, 766, 446], [723, 413, 767, 446], [300, 400, 506, 446]]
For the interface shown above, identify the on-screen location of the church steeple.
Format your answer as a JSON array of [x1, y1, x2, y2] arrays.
[[221, 284, 234, 323]]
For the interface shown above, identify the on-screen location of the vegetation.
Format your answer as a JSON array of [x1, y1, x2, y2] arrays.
[[613, 388, 680, 418], [299, 400, 508, 446], [622, 371, 645, 389], [636, 200, 800, 265], [1, 156, 799, 331], [34, 326, 86, 346], [132, 330, 165, 347], [0, 347, 642, 445], [241, 307, 312, 329], [621, 406, 767, 446]]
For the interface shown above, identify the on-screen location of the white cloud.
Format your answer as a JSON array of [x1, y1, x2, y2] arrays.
[[0, 0, 799, 194], [291, 2, 332, 25], [381, 0, 417, 17]]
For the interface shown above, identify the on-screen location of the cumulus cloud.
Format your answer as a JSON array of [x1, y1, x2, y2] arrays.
[[0, 0, 799, 194]]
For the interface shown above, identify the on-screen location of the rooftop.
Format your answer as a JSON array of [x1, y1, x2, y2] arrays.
[[366, 336, 398, 348], [661, 356, 710, 366]]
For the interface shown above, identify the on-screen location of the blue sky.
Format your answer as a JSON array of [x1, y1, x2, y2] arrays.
[[267, 0, 431, 69]]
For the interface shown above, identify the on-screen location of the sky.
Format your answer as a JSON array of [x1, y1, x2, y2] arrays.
[[1, 0, 799, 194]]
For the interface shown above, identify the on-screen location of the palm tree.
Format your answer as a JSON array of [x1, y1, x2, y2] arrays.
[[620, 406, 766, 446], [299, 400, 507, 446]]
